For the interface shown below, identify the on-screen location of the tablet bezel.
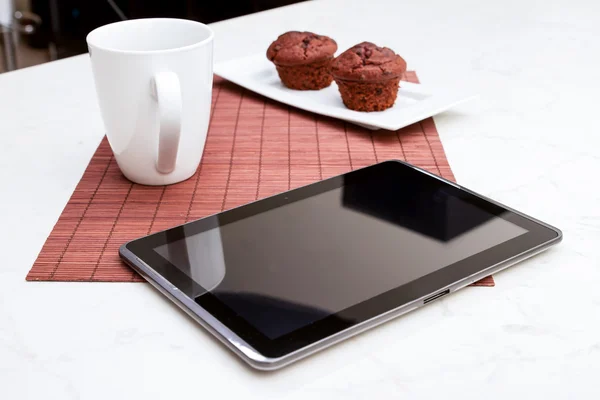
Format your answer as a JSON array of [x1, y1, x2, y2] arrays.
[[123, 160, 561, 360]]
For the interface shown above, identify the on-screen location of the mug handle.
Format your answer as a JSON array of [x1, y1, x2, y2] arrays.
[[151, 71, 182, 174]]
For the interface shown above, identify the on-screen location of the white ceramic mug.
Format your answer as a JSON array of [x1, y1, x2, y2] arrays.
[[87, 18, 214, 185]]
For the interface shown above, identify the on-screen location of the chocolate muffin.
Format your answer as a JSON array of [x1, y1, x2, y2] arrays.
[[330, 42, 407, 112], [267, 31, 337, 90]]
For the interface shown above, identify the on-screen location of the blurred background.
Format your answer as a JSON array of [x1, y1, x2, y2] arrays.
[[0, 0, 305, 73]]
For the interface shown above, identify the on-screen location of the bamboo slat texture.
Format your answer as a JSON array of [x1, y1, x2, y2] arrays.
[[27, 73, 494, 286]]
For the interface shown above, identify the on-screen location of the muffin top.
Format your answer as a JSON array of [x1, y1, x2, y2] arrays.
[[330, 42, 407, 82], [267, 31, 337, 66]]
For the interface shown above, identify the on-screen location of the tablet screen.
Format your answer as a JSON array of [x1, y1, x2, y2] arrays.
[[154, 169, 527, 339]]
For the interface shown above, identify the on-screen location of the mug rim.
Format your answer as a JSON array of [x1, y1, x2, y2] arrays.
[[86, 18, 214, 55]]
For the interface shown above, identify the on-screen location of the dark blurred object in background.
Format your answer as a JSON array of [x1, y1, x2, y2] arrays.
[[28, 0, 305, 60]]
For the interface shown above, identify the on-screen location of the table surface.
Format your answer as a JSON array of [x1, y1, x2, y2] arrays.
[[1, 0, 599, 398]]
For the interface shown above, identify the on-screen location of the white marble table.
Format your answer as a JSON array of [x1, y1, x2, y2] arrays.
[[1, 0, 599, 398]]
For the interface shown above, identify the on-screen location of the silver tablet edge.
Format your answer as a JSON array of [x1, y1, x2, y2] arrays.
[[120, 233, 560, 371]]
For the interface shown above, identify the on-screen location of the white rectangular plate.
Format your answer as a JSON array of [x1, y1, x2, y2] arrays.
[[214, 53, 476, 131]]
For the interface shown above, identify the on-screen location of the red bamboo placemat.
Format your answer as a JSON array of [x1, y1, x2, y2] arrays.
[[27, 72, 494, 286]]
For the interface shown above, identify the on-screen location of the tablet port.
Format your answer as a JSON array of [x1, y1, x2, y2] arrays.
[[423, 289, 450, 304]]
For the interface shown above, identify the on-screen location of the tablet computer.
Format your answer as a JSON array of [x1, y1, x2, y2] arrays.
[[120, 160, 561, 370]]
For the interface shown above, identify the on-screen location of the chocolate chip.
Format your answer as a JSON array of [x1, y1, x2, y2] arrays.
[[360, 74, 366, 81], [274, 44, 281, 51], [302, 38, 311, 45], [365, 49, 372, 57], [383, 70, 392, 75], [356, 49, 363, 55], [376, 88, 383, 95]]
